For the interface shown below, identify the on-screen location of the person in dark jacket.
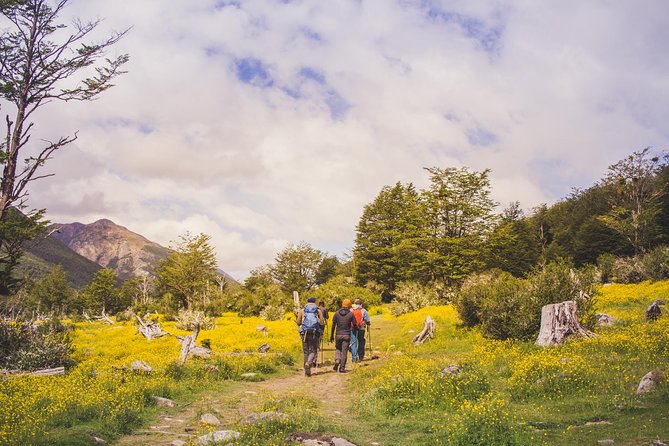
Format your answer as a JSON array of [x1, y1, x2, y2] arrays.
[[329, 298, 357, 373]]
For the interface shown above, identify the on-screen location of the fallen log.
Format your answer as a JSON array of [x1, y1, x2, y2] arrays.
[[1, 366, 65, 377], [135, 314, 168, 340], [412, 316, 435, 345]]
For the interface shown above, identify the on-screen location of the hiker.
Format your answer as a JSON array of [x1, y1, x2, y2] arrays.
[[329, 298, 357, 373], [296, 297, 324, 376], [318, 300, 330, 328], [351, 299, 371, 362]]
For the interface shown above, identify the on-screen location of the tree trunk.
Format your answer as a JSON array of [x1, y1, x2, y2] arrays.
[[412, 316, 435, 344], [178, 324, 202, 364], [535, 300, 592, 347]]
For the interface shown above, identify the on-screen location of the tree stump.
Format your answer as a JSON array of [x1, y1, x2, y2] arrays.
[[536, 300, 592, 346], [412, 316, 435, 345], [135, 314, 167, 340]]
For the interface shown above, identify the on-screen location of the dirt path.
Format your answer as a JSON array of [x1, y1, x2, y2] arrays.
[[115, 319, 396, 446]]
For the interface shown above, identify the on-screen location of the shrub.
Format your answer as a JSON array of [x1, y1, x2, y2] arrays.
[[390, 281, 440, 316], [259, 305, 286, 321], [0, 318, 74, 370], [455, 261, 599, 340], [313, 275, 381, 311], [174, 309, 216, 330]]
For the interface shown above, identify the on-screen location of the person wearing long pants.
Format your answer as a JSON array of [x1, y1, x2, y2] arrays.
[[329, 298, 356, 373]]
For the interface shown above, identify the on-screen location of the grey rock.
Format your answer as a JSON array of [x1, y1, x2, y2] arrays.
[[190, 346, 212, 359], [637, 370, 664, 394], [652, 440, 668, 446], [332, 438, 358, 446], [200, 413, 220, 425], [131, 360, 152, 373], [256, 325, 268, 332], [303, 441, 330, 446], [197, 430, 240, 445], [440, 364, 461, 377], [595, 313, 618, 326], [152, 396, 176, 407], [240, 372, 257, 378], [258, 343, 271, 353], [241, 412, 289, 425]]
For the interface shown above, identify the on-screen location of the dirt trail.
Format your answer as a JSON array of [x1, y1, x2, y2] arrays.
[[116, 318, 396, 446], [115, 350, 373, 445]]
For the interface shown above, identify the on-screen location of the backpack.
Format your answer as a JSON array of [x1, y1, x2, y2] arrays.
[[300, 303, 321, 333], [352, 307, 367, 330]]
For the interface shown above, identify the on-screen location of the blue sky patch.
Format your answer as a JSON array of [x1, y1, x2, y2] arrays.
[[325, 89, 350, 121], [299, 67, 326, 84], [234, 58, 274, 88], [466, 126, 498, 147], [300, 26, 324, 43]]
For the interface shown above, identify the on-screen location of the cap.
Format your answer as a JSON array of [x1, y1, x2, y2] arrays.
[[342, 299, 351, 308], [354, 299, 362, 305], [307, 297, 316, 303]]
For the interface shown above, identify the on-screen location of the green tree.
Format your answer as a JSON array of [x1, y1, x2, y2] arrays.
[[81, 268, 125, 313], [27, 264, 74, 313], [0, 0, 128, 294], [599, 148, 667, 254], [486, 203, 539, 276], [271, 241, 324, 295], [353, 182, 423, 296], [417, 166, 497, 285], [155, 233, 218, 310]]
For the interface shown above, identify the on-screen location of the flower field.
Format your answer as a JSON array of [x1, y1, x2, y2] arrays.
[[355, 281, 669, 445], [0, 314, 301, 445]]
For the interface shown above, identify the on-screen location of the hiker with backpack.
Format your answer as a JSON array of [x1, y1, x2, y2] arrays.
[[351, 298, 371, 362], [329, 298, 357, 373], [296, 297, 325, 377]]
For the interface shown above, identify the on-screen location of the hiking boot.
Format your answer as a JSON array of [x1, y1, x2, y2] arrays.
[[333, 361, 340, 371], [310, 361, 317, 369], [338, 369, 348, 373], [304, 363, 311, 377]]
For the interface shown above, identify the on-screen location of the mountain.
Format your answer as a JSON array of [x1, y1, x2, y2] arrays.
[[20, 235, 103, 288], [51, 219, 171, 282]]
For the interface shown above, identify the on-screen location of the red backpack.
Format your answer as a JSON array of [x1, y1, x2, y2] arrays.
[[352, 308, 366, 329]]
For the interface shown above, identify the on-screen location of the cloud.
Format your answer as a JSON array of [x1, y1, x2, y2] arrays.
[[7, 0, 668, 279]]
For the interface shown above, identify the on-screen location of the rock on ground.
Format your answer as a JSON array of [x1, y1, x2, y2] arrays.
[[152, 396, 176, 407], [637, 370, 664, 394], [200, 413, 220, 425], [197, 430, 240, 445], [241, 412, 289, 425]]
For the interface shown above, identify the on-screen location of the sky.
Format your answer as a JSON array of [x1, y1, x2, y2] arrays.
[[5, 0, 669, 280]]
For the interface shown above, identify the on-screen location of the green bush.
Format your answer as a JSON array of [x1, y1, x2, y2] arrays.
[[313, 275, 381, 310], [455, 261, 599, 340], [389, 281, 440, 316], [259, 305, 286, 321], [0, 318, 74, 370]]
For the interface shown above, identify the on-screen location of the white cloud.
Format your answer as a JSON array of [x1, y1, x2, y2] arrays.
[[6, 0, 667, 279]]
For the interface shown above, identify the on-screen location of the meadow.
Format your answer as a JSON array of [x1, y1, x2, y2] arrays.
[[1, 283, 669, 445]]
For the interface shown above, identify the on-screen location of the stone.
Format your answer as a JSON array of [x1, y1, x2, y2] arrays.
[[240, 372, 257, 378], [332, 438, 358, 446], [200, 413, 220, 425], [646, 301, 663, 322], [439, 364, 461, 377], [652, 440, 668, 446], [241, 412, 289, 425], [256, 325, 268, 332], [303, 441, 330, 446], [258, 343, 271, 353], [197, 430, 240, 445], [637, 370, 664, 394], [595, 313, 617, 326], [190, 346, 212, 359], [131, 360, 152, 373], [152, 396, 176, 407], [92, 436, 106, 444]]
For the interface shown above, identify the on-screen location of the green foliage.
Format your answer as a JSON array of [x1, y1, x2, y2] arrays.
[[270, 241, 324, 294], [312, 274, 381, 310], [155, 232, 218, 310], [174, 309, 216, 330], [389, 281, 440, 316], [259, 304, 286, 321], [455, 261, 599, 340], [0, 318, 74, 370], [24, 265, 75, 314], [80, 268, 127, 314], [599, 245, 669, 283]]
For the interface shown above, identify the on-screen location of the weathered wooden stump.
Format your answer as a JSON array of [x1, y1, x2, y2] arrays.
[[535, 300, 592, 347], [412, 316, 435, 345]]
